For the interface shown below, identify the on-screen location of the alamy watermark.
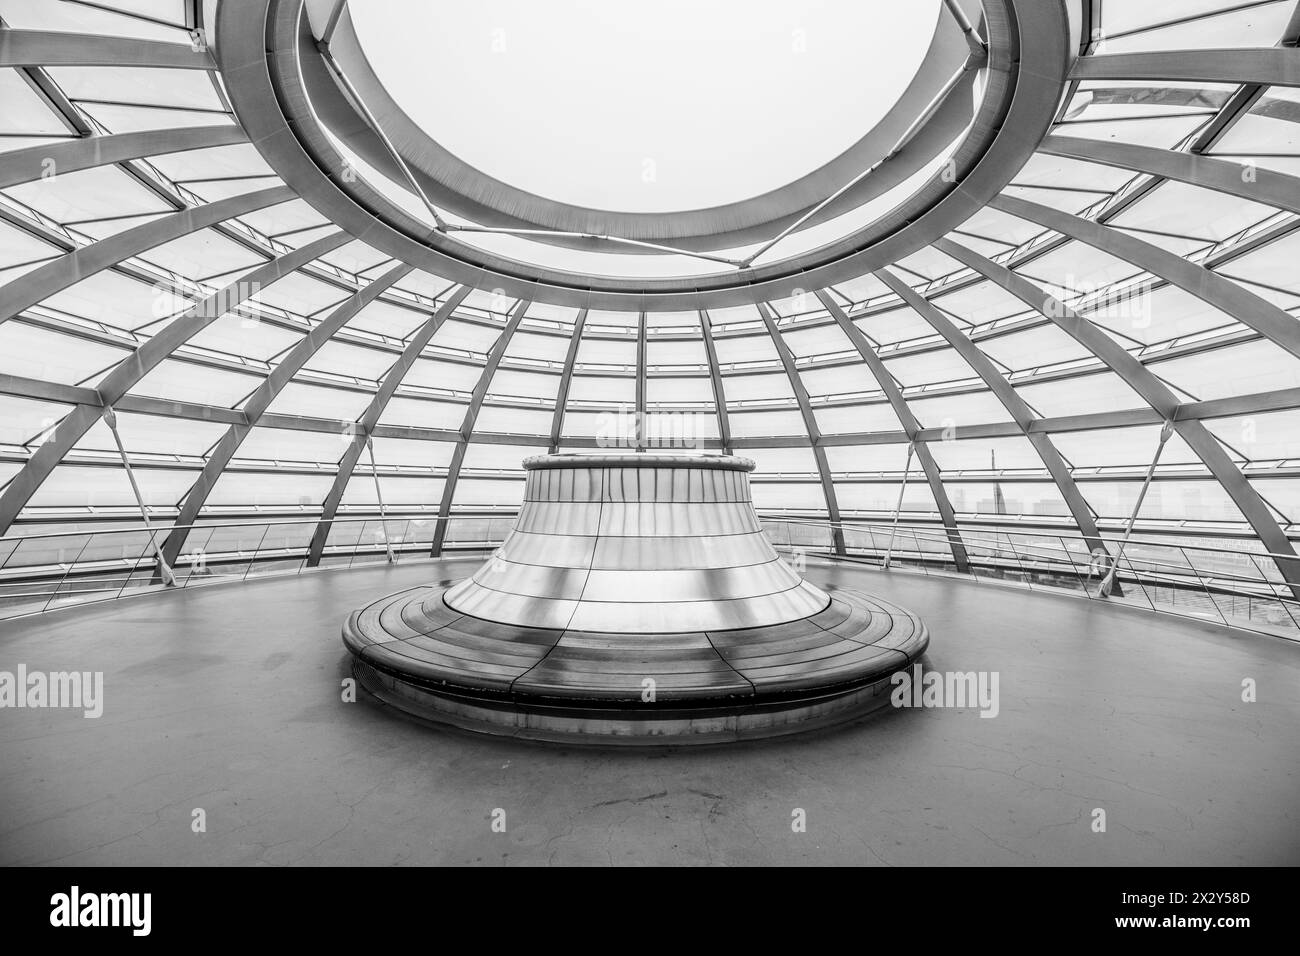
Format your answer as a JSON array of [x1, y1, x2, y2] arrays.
[[50, 886, 150, 936], [891, 664, 1000, 718], [1046, 273, 1152, 329], [0, 665, 103, 718], [595, 406, 704, 450]]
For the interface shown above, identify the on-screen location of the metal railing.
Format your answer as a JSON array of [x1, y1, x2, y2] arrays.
[[0, 515, 512, 620], [761, 518, 1300, 641], [0, 513, 1296, 641]]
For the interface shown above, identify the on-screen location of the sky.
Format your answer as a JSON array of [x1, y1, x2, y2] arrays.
[[348, 0, 943, 213]]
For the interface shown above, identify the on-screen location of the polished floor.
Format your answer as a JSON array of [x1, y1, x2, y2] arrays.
[[1, 558, 1296, 866]]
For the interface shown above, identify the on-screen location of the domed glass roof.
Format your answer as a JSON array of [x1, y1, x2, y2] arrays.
[[0, 0, 1298, 592]]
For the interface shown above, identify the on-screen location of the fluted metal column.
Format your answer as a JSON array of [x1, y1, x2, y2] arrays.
[[444, 452, 829, 632]]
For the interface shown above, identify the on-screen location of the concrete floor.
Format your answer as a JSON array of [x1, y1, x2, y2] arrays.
[[1, 558, 1297, 866]]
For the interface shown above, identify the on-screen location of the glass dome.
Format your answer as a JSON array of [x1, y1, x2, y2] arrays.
[[0, 0, 1298, 597]]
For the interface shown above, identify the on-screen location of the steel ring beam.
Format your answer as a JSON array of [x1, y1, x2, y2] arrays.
[[301, 2, 977, 249], [216, 0, 1071, 309]]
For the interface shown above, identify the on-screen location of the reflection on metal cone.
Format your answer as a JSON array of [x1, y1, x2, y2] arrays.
[[444, 453, 829, 633], [343, 453, 930, 744]]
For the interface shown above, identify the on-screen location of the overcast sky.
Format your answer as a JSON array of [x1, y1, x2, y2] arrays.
[[348, 0, 941, 213]]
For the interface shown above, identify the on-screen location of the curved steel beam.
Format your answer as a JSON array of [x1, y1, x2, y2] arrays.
[[1070, 48, 1300, 87], [875, 268, 1109, 559], [546, 308, 587, 455], [548, 308, 587, 453], [1039, 134, 1300, 217], [699, 310, 732, 454], [0, 185, 293, 325], [991, 194, 1300, 362], [429, 299, 530, 557], [756, 303, 849, 556], [936, 237, 1300, 594], [0, 230, 349, 535], [163, 261, 414, 567], [635, 311, 647, 450], [812, 290, 971, 570], [307, 284, 471, 567], [0, 125, 246, 191], [0, 30, 216, 69]]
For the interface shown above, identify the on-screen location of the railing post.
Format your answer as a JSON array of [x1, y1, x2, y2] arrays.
[[349, 519, 366, 568], [1247, 552, 1300, 631], [1005, 530, 1032, 589], [883, 441, 914, 571], [1276, 554, 1300, 626], [366, 437, 395, 563], [182, 524, 217, 584], [1118, 547, 1156, 611], [116, 531, 157, 600], [1058, 535, 1092, 599], [242, 524, 271, 582], [1183, 546, 1230, 626], [1099, 420, 1173, 598], [44, 535, 91, 612], [0, 537, 19, 576], [103, 406, 175, 587], [400, 518, 412, 561]]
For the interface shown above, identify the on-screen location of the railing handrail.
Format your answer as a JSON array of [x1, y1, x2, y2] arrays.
[[5, 515, 1284, 589], [764, 517, 1297, 589], [0, 512, 490, 546], [760, 515, 1300, 618], [3, 511, 1297, 565], [763, 515, 1300, 565], [1, 513, 1294, 639]]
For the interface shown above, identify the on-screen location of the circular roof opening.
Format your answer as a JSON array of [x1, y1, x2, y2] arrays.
[[347, 0, 943, 213]]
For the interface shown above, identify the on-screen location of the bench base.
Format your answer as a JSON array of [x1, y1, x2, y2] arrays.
[[342, 584, 929, 746]]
